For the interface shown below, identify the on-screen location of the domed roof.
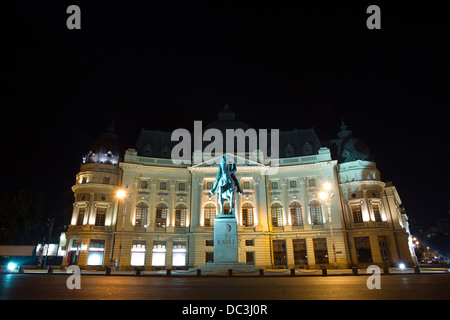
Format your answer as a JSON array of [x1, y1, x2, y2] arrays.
[[325, 119, 374, 163], [204, 105, 250, 133], [83, 123, 121, 165]]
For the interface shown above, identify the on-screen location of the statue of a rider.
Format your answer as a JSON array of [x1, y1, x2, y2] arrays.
[[210, 155, 242, 217]]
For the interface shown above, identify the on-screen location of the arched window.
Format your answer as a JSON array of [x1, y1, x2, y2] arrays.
[[204, 203, 216, 227], [242, 202, 254, 226], [271, 203, 283, 227], [290, 201, 303, 226], [155, 203, 168, 227], [223, 202, 231, 215], [309, 200, 323, 225], [175, 204, 187, 227], [135, 202, 148, 227]]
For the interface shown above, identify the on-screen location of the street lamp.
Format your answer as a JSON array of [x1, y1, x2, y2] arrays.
[[116, 188, 129, 271], [319, 183, 338, 269]]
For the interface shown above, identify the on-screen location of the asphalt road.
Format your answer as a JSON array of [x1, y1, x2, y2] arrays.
[[1, 273, 449, 300]]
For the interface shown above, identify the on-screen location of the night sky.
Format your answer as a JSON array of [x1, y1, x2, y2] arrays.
[[2, 2, 449, 228]]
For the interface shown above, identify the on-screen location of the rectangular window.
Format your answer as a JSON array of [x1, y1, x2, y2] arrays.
[[373, 204, 382, 222], [245, 239, 254, 246], [354, 237, 373, 263], [81, 177, 87, 184], [206, 182, 213, 190], [152, 241, 166, 266], [87, 240, 105, 266], [243, 181, 250, 189], [293, 239, 307, 265], [351, 205, 363, 223], [103, 177, 110, 184], [290, 180, 297, 188], [160, 182, 166, 190], [141, 180, 148, 189], [205, 252, 214, 263], [172, 241, 187, 267], [272, 240, 287, 267], [205, 240, 214, 247], [77, 208, 85, 226], [246, 252, 255, 265], [309, 179, 316, 187], [271, 182, 278, 190], [313, 238, 329, 265], [95, 208, 106, 226], [178, 183, 185, 191], [131, 240, 146, 266]]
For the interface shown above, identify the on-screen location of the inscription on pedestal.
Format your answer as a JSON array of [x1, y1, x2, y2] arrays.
[[214, 218, 238, 263]]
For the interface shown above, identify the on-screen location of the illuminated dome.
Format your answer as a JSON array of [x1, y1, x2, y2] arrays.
[[83, 123, 121, 165]]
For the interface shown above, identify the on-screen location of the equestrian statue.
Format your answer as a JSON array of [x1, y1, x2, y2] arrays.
[[210, 155, 242, 217]]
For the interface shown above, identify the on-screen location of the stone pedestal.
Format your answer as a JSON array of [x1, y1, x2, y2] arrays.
[[199, 215, 256, 273], [214, 216, 238, 263]]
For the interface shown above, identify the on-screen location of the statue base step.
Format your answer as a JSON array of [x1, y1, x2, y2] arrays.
[[198, 262, 257, 273]]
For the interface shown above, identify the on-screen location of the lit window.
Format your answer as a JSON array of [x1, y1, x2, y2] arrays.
[[131, 240, 146, 266], [309, 200, 323, 225], [87, 240, 105, 266], [290, 201, 303, 226], [172, 241, 186, 267], [155, 203, 168, 227], [223, 202, 230, 215], [242, 202, 254, 226], [175, 204, 187, 227], [95, 208, 106, 226], [271, 203, 283, 227], [77, 208, 85, 226], [351, 205, 363, 223], [204, 203, 216, 227], [373, 204, 382, 222], [135, 202, 148, 227], [152, 241, 166, 266]]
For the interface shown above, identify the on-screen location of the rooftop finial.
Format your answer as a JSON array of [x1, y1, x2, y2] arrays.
[[218, 105, 235, 120], [108, 120, 116, 133], [337, 117, 353, 139]]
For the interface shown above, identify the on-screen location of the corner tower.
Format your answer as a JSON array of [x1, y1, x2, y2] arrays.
[[65, 124, 122, 269]]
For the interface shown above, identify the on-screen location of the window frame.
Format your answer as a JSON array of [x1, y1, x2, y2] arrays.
[[309, 200, 323, 225], [155, 203, 168, 227]]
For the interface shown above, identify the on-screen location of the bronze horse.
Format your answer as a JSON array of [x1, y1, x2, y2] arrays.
[[210, 155, 242, 216]]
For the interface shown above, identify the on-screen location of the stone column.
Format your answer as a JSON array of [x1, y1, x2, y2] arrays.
[[149, 179, 157, 227], [279, 178, 289, 228], [88, 192, 96, 225], [168, 180, 176, 230], [190, 176, 203, 231], [300, 177, 311, 230], [257, 173, 269, 231]]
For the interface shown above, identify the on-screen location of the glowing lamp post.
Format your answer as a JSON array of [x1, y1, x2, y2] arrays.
[[319, 182, 338, 269], [116, 188, 129, 271]]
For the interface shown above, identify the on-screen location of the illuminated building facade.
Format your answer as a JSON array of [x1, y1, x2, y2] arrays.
[[63, 108, 417, 270]]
